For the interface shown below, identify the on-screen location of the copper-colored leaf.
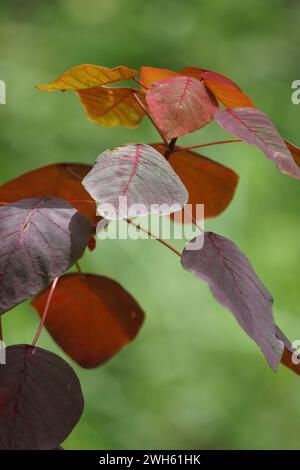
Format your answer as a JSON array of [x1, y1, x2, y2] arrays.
[[140, 66, 177, 90], [146, 76, 218, 140], [276, 326, 300, 376], [0, 163, 96, 224], [285, 140, 300, 167], [36, 64, 138, 91], [32, 273, 145, 368], [153, 145, 239, 219], [77, 86, 145, 128]]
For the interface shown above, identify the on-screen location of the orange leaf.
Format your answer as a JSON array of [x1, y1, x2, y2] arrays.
[[77, 86, 145, 128], [31, 273, 145, 368], [140, 66, 177, 90], [153, 144, 239, 219], [179, 66, 254, 108], [36, 64, 138, 91], [0, 163, 96, 224], [285, 140, 300, 167], [202, 71, 254, 108]]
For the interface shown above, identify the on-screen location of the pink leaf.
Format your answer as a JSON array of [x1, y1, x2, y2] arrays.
[[214, 108, 300, 179], [181, 231, 284, 370], [146, 76, 218, 140], [83, 144, 188, 219]]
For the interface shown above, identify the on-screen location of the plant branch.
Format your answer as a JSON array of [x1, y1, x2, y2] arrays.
[[164, 138, 177, 159], [132, 91, 168, 146], [175, 138, 242, 152], [132, 77, 148, 91], [32, 277, 59, 347], [126, 218, 181, 257], [0, 317, 3, 342]]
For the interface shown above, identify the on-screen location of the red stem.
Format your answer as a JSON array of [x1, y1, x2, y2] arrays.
[[0, 318, 3, 341], [32, 277, 59, 347], [132, 77, 148, 91], [131, 91, 168, 146], [175, 139, 242, 152], [126, 219, 181, 257]]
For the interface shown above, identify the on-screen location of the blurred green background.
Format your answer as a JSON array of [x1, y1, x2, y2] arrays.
[[0, 0, 300, 450]]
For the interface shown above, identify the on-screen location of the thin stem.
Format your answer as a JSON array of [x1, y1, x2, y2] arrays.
[[0, 318, 3, 342], [75, 261, 82, 274], [126, 218, 181, 257], [132, 77, 148, 91], [132, 91, 168, 146], [164, 138, 177, 159], [32, 277, 59, 347], [175, 139, 242, 152]]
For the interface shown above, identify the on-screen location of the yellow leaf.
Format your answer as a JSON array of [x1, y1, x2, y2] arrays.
[[36, 64, 138, 91], [77, 86, 145, 128]]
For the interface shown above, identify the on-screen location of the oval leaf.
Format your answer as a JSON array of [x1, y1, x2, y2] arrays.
[[146, 76, 218, 140], [77, 87, 145, 128], [0, 197, 93, 314], [0, 163, 96, 224], [153, 145, 239, 219], [32, 273, 145, 368], [181, 231, 284, 370], [140, 66, 177, 90], [36, 64, 137, 91], [82, 143, 189, 220], [214, 108, 300, 179], [0, 344, 83, 449]]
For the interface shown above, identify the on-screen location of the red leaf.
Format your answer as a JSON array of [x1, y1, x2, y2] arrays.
[[214, 108, 300, 179], [32, 273, 145, 368], [181, 232, 284, 370], [0, 345, 83, 449], [82, 143, 188, 219], [0, 163, 96, 224], [0, 197, 93, 314], [146, 76, 218, 139], [153, 145, 239, 219]]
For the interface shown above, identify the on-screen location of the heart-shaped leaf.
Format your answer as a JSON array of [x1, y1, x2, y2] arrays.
[[146, 76, 218, 139], [32, 273, 145, 368], [0, 345, 83, 449], [181, 231, 284, 370], [202, 71, 254, 108], [36, 64, 137, 91], [214, 108, 300, 179], [0, 197, 93, 314], [82, 143, 188, 220], [153, 145, 239, 219], [0, 163, 96, 224], [77, 86, 145, 128]]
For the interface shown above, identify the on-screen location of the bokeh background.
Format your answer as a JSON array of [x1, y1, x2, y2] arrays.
[[0, 0, 300, 450]]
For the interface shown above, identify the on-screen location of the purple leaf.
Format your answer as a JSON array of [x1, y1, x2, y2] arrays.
[[181, 231, 284, 370], [82, 143, 189, 219], [0, 345, 83, 449], [0, 197, 93, 314], [146, 76, 218, 139], [214, 108, 300, 179]]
